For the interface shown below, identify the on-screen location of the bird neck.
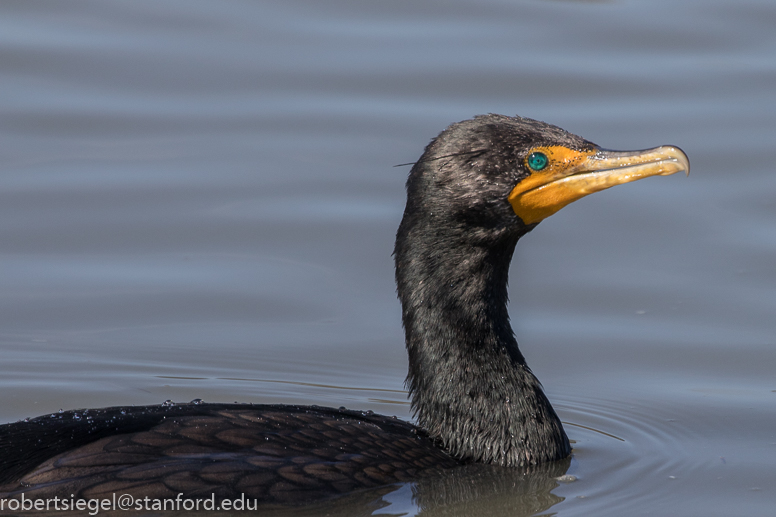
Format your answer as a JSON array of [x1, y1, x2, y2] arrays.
[[395, 224, 569, 467]]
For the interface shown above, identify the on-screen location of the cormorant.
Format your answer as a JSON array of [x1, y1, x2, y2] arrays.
[[0, 115, 688, 506]]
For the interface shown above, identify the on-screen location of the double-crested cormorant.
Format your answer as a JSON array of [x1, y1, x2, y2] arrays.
[[0, 115, 688, 506]]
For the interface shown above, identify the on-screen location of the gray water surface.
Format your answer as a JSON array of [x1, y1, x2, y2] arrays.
[[1, 1, 775, 515]]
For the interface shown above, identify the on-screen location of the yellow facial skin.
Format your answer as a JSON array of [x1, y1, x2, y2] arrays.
[[508, 145, 690, 225]]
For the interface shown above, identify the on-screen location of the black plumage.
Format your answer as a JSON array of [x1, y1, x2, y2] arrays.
[[0, 404, 457, 504], [394, 116, 581, 466], [0, 114, 687, 505]]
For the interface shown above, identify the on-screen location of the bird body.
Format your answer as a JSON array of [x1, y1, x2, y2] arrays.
[[0, 403, 458, 504], [0, 114, 688, 505]]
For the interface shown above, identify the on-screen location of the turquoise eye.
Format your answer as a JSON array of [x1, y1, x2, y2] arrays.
[[527, 152, 548, 171]]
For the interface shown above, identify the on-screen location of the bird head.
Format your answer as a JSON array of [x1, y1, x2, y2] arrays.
[[403, 114, 689, 245]]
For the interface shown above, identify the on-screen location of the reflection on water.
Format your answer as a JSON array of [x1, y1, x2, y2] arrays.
[[1, 0, 776, 515], [409, 461, 570, 517], [200, 460, 570, 517]]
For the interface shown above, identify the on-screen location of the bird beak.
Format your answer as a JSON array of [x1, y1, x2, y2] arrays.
[[508, 145, 690, 225]]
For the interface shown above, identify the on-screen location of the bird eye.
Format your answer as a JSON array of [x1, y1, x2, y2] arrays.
[[527, 152, 548, 171]]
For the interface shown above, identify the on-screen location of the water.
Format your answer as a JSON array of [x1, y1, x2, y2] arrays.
[[1, 0, 775, 515]]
